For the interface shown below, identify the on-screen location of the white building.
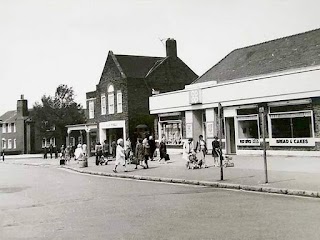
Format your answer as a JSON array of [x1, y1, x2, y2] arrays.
[[149, 28, 320, 156]]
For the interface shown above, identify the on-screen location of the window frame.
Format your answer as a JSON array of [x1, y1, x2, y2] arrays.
[[101, 93, 106, 115], [117, 90, 123, 113], [108, 85, 115, 115], [89, 100, 95, 119]]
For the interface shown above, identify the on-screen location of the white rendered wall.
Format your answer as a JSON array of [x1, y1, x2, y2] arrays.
[[150, 67, 320, 114]]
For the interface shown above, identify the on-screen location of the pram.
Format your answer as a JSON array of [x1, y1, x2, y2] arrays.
[[186, 152, 203, 169]]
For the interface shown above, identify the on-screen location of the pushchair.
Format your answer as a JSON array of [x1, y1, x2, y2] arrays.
[[186, 152, 203, 169]]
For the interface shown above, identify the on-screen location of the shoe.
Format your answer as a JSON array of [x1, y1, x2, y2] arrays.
[[113, 169, 117, 173], [134, 167, 137, 169], [124, 170, 128, 172]]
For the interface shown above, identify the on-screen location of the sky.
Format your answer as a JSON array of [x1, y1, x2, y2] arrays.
[[1, 0, 320, 114]]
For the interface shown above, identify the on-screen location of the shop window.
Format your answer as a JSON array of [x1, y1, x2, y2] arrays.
[[271, 111, 313, 138], [42, 138, 46, 148], [70, 137, 75, 146], [238, 118, 259, 139], [160, 121, 182, 145], [101, 93, 106, 115], [89, 100, 94, 119]]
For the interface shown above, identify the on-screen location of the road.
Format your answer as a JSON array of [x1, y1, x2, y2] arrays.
[[1, 163, 320, 240]]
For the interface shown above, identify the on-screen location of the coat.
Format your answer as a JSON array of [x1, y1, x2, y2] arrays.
[[115, 145, 125, 165], [135, 143, 144, 161], [159, 141, 167, 159]]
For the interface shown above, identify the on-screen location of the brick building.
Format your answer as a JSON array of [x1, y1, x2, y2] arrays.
[[0, 96, 59, 155], [150, 28, 320, 156], [66, 39, 198, 153], [1, 96, 35, 154]]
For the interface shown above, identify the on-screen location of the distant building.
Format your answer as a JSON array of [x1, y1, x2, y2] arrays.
[[150, 28, 320, 156], [0, 96, 36, 154], [66, 39, 198, 153], [0, 96, 58, 155]]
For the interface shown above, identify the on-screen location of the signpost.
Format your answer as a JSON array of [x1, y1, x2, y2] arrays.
[[218, 103, 223, 181], [259, 106, 268, 184]]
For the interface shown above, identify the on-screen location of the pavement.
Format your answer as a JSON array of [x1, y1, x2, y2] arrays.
[[2, 153, 320, 198]]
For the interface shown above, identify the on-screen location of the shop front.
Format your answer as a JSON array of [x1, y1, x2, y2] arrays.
[[149, 66, 320, 156]]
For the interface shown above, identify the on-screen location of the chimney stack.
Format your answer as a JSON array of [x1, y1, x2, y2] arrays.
[[17, 95, 28, 117], [166, 38, 177, 58]]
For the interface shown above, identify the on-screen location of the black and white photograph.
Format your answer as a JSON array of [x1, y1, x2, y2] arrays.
[[1, 0, 320, 239]]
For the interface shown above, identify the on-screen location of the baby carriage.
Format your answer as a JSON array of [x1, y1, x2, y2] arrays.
[[186, 152, 203, 169]]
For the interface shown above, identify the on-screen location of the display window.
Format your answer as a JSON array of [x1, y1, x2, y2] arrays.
[[269, 110, 315, 146], [160, 121, 182, 145], [237, 114, 260, 146]]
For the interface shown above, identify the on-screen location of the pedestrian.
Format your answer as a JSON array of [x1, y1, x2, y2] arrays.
[[1, 150, 4, 161], [54, 146, 58, 159], [125, 138, 132, 163], [212, 136, 222, 167], [43, 147, 48, 159], [148, 135, 156, 161], [82, 143, 87, 157], [159, 137, 167, 164], [49, 144, 53, 159], [60, 145, 65, 159], [74, 144, 84, 161], [95, 142, 103, 165], [196, 135, 208, 168], [135, 138, 144, 169], [182, 138, 194, 162], [113, 138, 127, 173], [111, 139, 116, 158], [102, 140, 109, 158], [142, 137, 150, 168]]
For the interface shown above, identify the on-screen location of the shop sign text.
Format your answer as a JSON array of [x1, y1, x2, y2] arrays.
[[238, 138, 260, 146], [270, 138, 315, 147]]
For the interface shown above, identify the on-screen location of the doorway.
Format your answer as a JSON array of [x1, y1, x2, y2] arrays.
[[225, 117, 236, 154]]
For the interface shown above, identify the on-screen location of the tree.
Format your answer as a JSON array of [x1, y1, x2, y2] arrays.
[[31, 84, 86, 146]]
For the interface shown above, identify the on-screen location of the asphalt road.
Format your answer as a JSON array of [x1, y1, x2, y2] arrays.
[[1, 164, 320, 240]]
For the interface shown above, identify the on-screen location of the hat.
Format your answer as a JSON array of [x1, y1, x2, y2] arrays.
[[117, 138, 123, 145]]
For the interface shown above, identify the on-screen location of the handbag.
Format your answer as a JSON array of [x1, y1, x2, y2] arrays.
[[165, 153, 170, 161]]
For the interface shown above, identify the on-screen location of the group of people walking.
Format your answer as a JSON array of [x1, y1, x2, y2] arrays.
[[112, 135, 167, 173]]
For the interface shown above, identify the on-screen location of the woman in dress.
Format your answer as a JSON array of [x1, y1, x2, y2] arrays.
[[113, 138, 127, 173]]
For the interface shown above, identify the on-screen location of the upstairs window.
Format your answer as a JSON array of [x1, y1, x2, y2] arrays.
[[108, 85, 115, 114], [8, 123, 12, 133], [13, 139, 16, 149], [101, 93, 106, 115], [13, 123, 16, 132], [117, 90, 123, 113], [2, 138, 6, 149], [89, 100, 95, 119], [2, 124, 6, 133]]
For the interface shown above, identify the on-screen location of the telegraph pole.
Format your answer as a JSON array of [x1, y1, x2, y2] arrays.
[[259, 106, 268, 183], [218, 103, 223, 181]]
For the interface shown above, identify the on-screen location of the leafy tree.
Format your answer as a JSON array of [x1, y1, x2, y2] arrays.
[[31, 84, 86, 145]]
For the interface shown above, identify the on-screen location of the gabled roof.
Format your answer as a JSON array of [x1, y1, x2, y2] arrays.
[[194, 28, 320, 84], [115, 54, 164, 78], [0, 110, 17, 123]]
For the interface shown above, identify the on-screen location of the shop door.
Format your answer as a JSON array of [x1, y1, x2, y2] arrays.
[[225, 117, 236, 154]]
